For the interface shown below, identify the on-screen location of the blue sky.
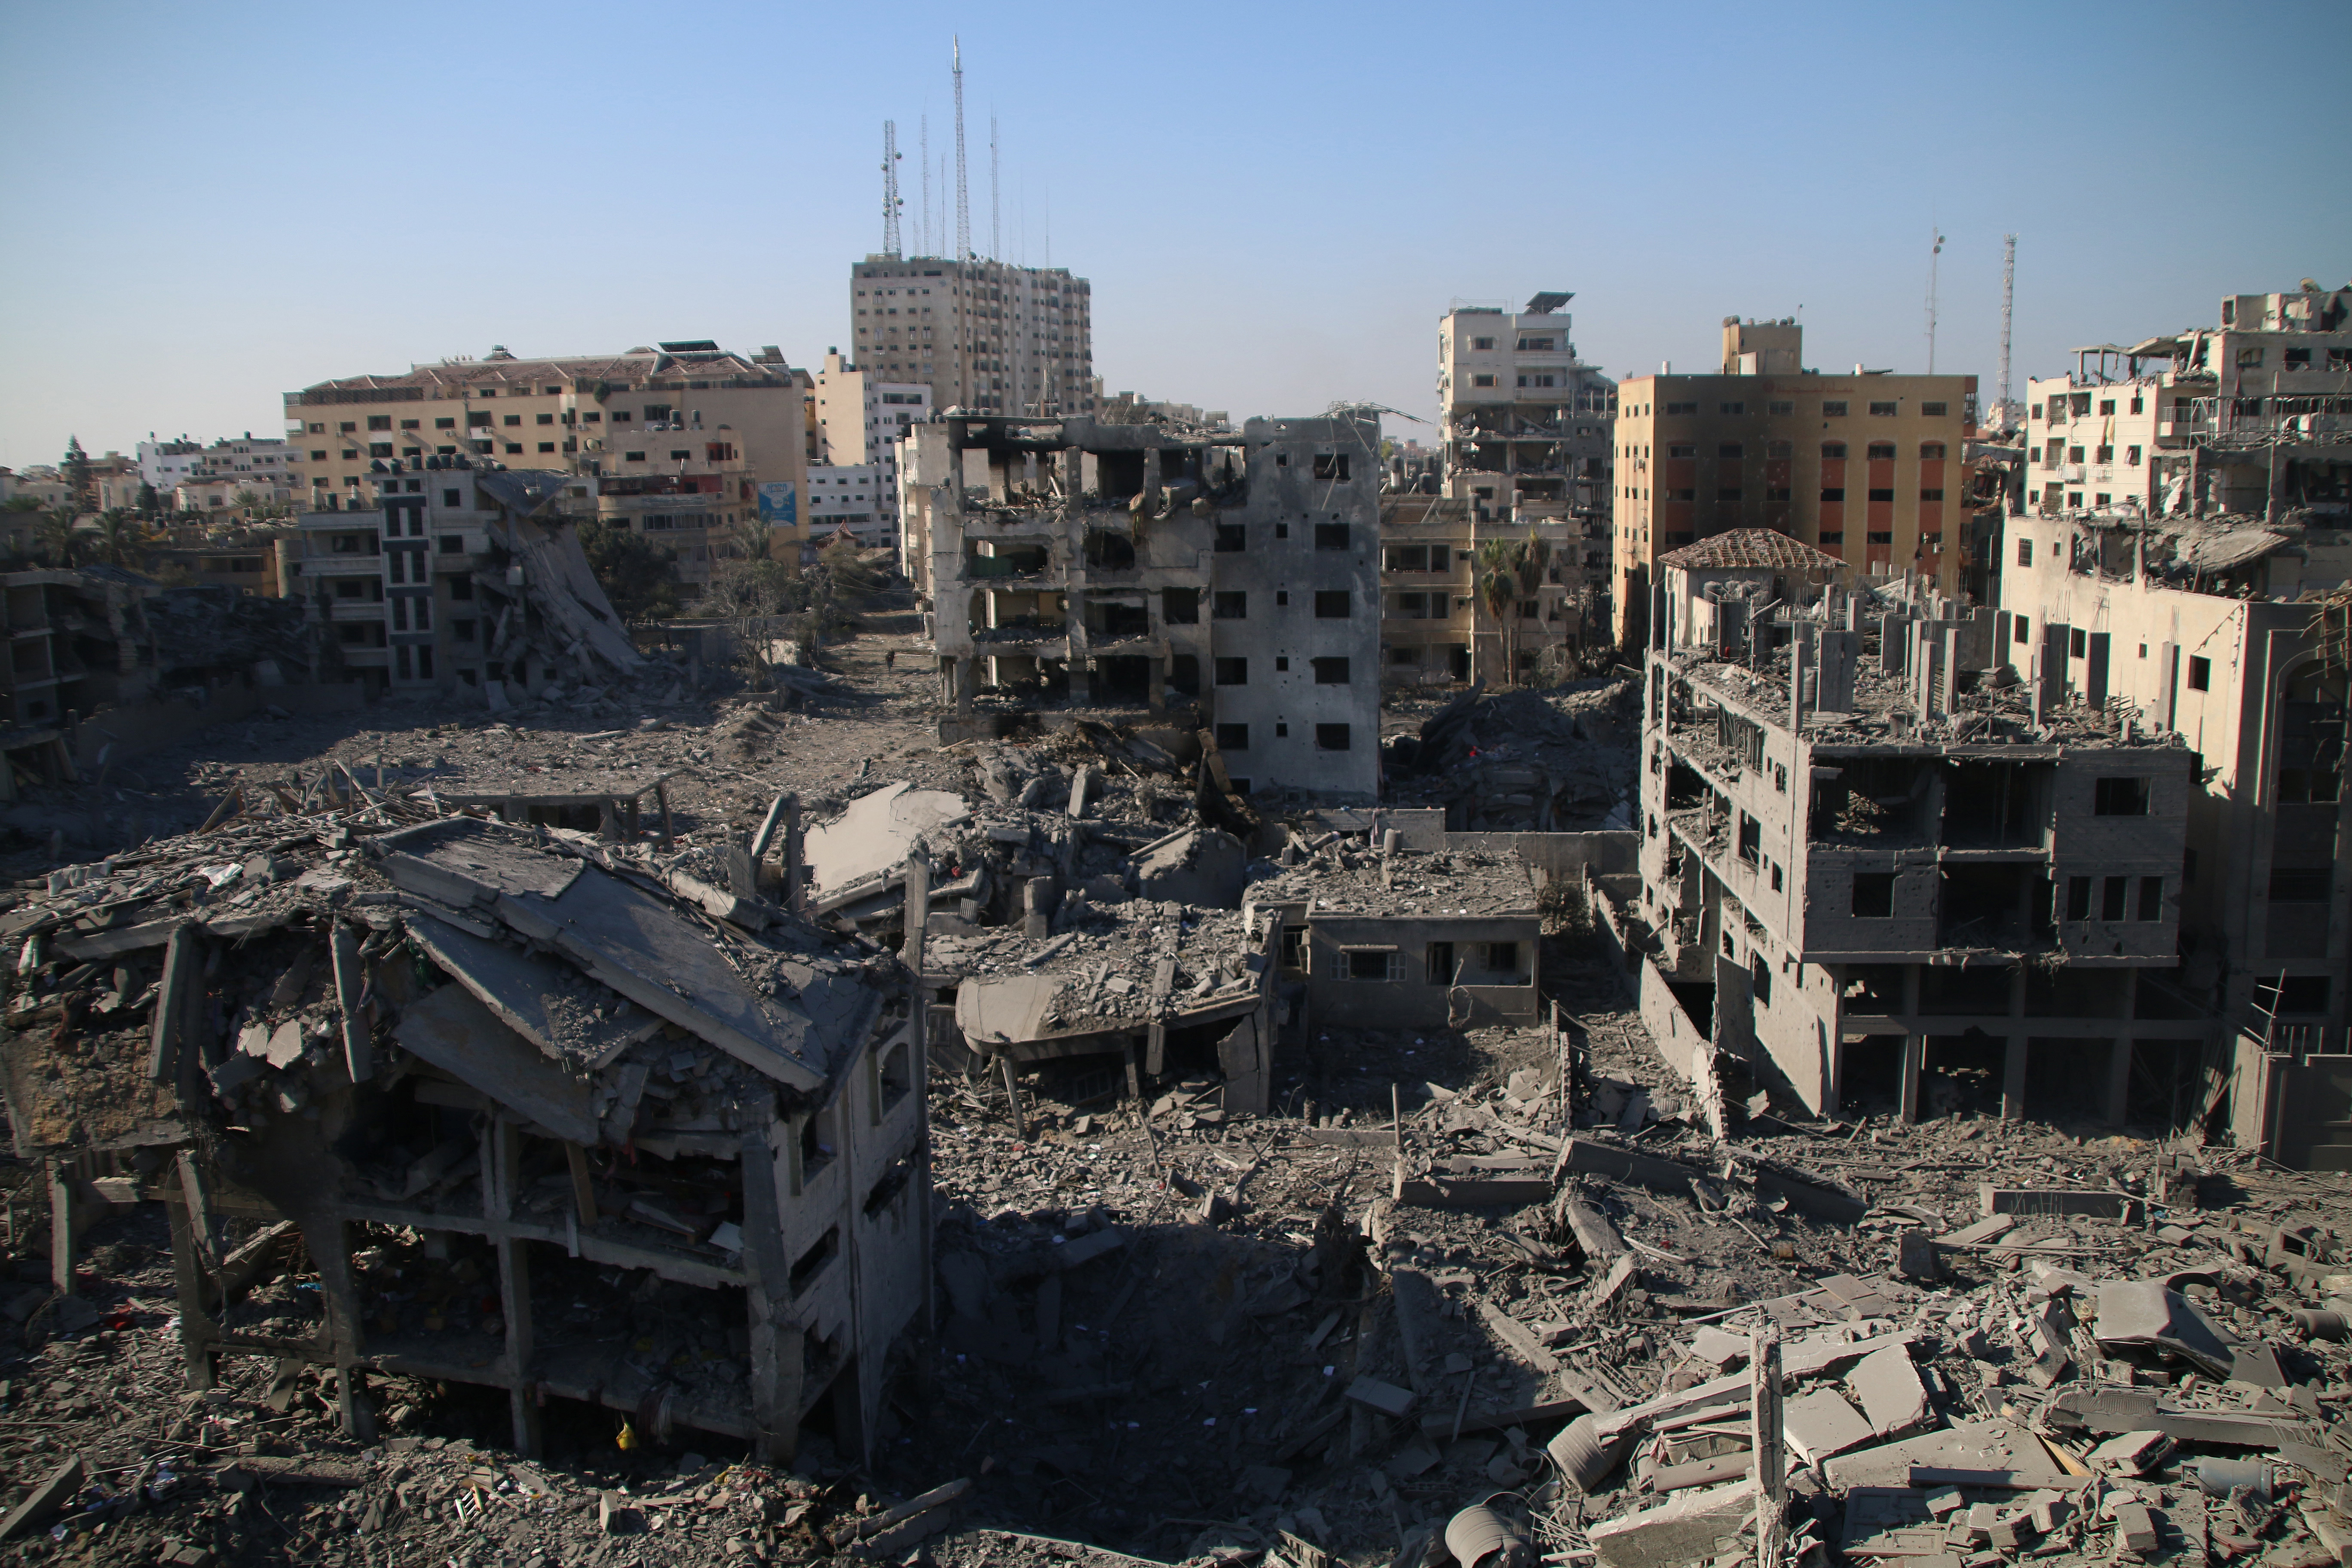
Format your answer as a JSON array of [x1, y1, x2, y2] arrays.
[[1, 0, 2345, 470]]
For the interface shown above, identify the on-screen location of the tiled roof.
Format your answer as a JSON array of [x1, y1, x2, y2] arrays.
[[1658, 528, 1842, 572]]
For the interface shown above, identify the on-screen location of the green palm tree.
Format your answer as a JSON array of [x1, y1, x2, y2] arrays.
[[33, 508, 79, 568], [93, 508, 150, 569]]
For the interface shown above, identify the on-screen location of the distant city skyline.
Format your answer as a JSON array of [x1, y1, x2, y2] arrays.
[[0, 0, 2345, 469]]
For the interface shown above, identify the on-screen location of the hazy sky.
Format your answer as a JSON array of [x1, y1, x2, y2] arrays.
[[2, 0, 2346, 470]]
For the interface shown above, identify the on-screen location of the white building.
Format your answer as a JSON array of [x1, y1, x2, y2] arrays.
[[2024, 285, 2352, 521], [139, 435, 303, 497], [806, 465, 886, 547]]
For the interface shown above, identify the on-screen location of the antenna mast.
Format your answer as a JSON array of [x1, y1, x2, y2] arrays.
[[1925, 229, 1945, 374], [1999, 233, 2017, 421], [952, 38, 971, 261], [919, 116, 930, 255], [989, 114, 1001, 262], [881, 120, 901, 258]]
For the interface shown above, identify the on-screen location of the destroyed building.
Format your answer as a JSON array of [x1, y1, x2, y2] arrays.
[[1377, 493, 1610, 689], [1620, 529, 2209, 1129], [285, 465, 644, 703], [1, 801, 928, 1465], [2024, 284, 2352, 522], [899, 411, 1382, 801], [1997, 507, 2349, 1164]]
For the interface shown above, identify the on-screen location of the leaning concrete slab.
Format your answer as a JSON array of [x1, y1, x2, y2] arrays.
[[1588, 1478, 1757, 1568]]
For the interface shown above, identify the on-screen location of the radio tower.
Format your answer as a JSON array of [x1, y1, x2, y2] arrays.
[[1999, 234, 2017, 424], [919, 116, 930, 256], [989, 114, 1001, 262], [952, 38, 971, 261], [880, 120, 902, 258]]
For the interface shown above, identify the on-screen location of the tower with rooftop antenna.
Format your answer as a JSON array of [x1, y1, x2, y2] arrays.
[[880, 120, 901, 258], [952, 37, 971, 260]]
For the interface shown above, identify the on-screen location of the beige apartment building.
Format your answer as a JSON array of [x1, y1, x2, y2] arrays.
[[2024, 284, 2352, 523], [1377, 494, 1604, 688], [849, 255, 1091, 418], [1611, 319, 1977, 645], [285, 341, 809, 579]]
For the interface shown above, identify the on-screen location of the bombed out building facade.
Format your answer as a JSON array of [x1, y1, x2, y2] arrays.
[[900, 411, 1383, 802], [1625, 530, 2209, 1129]]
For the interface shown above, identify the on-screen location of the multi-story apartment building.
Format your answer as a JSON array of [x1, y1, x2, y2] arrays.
[[1627, 531, 2202, 1130], [282, 464, 512, 697], [2024, 285, 2352, 522], [813, 350, 931, 543], [1611, 320, 1977, 646], [1438, 292, 1614, 521], [808, 465, 885, 545], [1375, 493, 1606, 688], [850, 256, 1091, 418], [138, 435, 303, 502], [284, 342, 808, 567], [901, 410, 1382, 800], [1993, 505, 2351, 1159]]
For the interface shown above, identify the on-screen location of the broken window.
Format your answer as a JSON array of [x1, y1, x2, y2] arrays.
[[2188, 656, 2211, 691], [1314, 523, 1351, 549], [1425, 942, 1456, 985], [2017, 539, 2033, 567], [1212, 591, 1248, 620], [1737, 812, 1761, 865], [1345, 949, 1402, 982], [1314, 723, 1351, 751], [2101, 876, 2128, 921], [2137, 876, 2163, 921], [789, 1227, 839, 1296], [1214, 722, 1249, 751], [1213, 657, 1248, 686], [2065, 875, 2092, 921], [1311, 656, 1350, 684], [1311, 454, 1351, 481], [1851, 873, 1896, 918], [1168, 655, 1200, 695], [2092, 777, 2148, 815], [1314, 591, 1351, 618], [1214, 524, 1245, 552], [1869, 401, 1898, 417], [1084, 530, 1136, 569], [1822, 401, 1848, 417], [1161, 588, 1199, 624], [876, 1039, 912, 1118], [1484, 943, 1522, 978], [1867, 443, 1896, 461]]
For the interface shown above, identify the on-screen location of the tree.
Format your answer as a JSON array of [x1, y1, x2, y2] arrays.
[[33, 508, 80, 567], [1474, 530, 1554, 688], [135, 481, 161, 518], [60, 438, 93, 515], [817, 534, 885, 606], [577, 519, 680, 621], [92, 509, 152, 569]]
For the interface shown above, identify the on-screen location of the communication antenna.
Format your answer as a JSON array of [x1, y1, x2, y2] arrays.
[[1999, 233, 2017, 420], [952, 37, 971, 261], [880, 120, 902, 258], [919, 116, 930, 256], [1925, 228, 1945, 374], [989, 114, 1001, 262]]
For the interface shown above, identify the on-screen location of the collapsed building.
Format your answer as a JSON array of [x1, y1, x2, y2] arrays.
[[899, 411, 1382, 801], [1614, 529, 2211, 1130], [3, 780, 927, 1463]]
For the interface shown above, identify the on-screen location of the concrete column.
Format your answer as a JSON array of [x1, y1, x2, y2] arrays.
[[2106, 1038, 2133, 1125], [1898, 965, 1924, 1122], [2000, 1037, 2027, 1121], [956, 656, 977, 717]]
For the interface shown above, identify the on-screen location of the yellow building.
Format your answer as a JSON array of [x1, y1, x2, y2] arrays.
[[1611, 320, 1976, 645], [284, 341, 809, 572]]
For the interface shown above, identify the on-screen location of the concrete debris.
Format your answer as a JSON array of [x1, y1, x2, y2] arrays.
[[12, 608, 2352, 1568]]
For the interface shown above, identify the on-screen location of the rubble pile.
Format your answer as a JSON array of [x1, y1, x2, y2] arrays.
[[1387, 681, 1637, 831]]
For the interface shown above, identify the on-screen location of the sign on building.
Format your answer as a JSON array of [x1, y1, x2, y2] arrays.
[[757, 481, 798, 525]]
